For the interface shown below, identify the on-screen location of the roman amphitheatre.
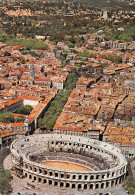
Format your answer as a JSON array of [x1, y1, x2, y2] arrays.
[[10, 134, 127, 194]]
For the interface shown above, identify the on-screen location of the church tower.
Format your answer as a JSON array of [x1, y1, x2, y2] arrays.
[[29, 65, 35, 80], [102, 11, 109, 21], [24, 115, 30, 135]]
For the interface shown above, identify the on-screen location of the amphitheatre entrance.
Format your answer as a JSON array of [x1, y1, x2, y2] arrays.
[[42, 161, 92, 171]]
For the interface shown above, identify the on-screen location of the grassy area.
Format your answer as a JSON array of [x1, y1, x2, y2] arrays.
[[77, 51, 96, 58], [38, 72, 80, 129], [118, 26, 135, 42], [0, 34, 48, 50], [0, 169, 12, 194], [102, 25, 135, 42], [5, 37, 48, 50]]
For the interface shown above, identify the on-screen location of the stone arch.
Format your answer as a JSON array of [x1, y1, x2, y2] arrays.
[[106, 181, 110, 188], [78, 184, 82, 190], [39, 169, 42, 173], [90, 184, 93, 189], [115, 178, 118, 185], [34, 176, 37, 181], [66, 183, 70, 188], [101, 183, 104, 189], [44, 170, 47, 175], [60, 182, 64, 187], [84, 184, 87, 190], [95, 183, 99, 189], [72, 175, 76, 179], [84, 175, 88, 180], [49, 180, 52, 185], [68, 149, 72, 153], [72, 149, 74, 153], [102, 174, 105, 179], [78, 175, 82, 180], [29, 174, 32, 179], [61, 173, 64, 178], [38, 177, 42, 182], [49, 171, 52, 176], [29, 166, 32, 170], [54, 181, 58, 186], [44, 179, 47, 183], [111, 180, 115, 187], [34, 167, 37, 172], [25, 173, 27, 177], [121, 174, 125, 181], [119, 177, 122, 184], [96, 175, 100, 179], [72, 184, 76, 189], [90, 175, 94, 180], [66, 174, 70, 179], [112, 172, 115, 177]]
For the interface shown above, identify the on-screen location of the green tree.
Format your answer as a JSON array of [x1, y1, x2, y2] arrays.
[[38, 118, 46, 128], [0, 113, 15, 123], [17, 105, 33, 115], [0, 169, 12, 194], [4, 51, 11, 56]]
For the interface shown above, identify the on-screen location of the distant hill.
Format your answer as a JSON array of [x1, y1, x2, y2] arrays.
[[1, 0, 133, 10], [63, 0, 131, 9]]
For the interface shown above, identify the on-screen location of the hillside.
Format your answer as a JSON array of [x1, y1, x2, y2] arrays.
[[1, 0, 133, 10], [62, 0, 131, 9]]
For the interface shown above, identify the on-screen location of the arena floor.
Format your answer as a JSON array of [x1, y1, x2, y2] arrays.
[[42, 161, 92, 171]]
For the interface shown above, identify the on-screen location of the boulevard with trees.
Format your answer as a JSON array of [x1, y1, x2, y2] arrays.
[[38, 72, 80, 129]]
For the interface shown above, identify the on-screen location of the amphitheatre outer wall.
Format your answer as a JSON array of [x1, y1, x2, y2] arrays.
[[10, 134, 127, 191]]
